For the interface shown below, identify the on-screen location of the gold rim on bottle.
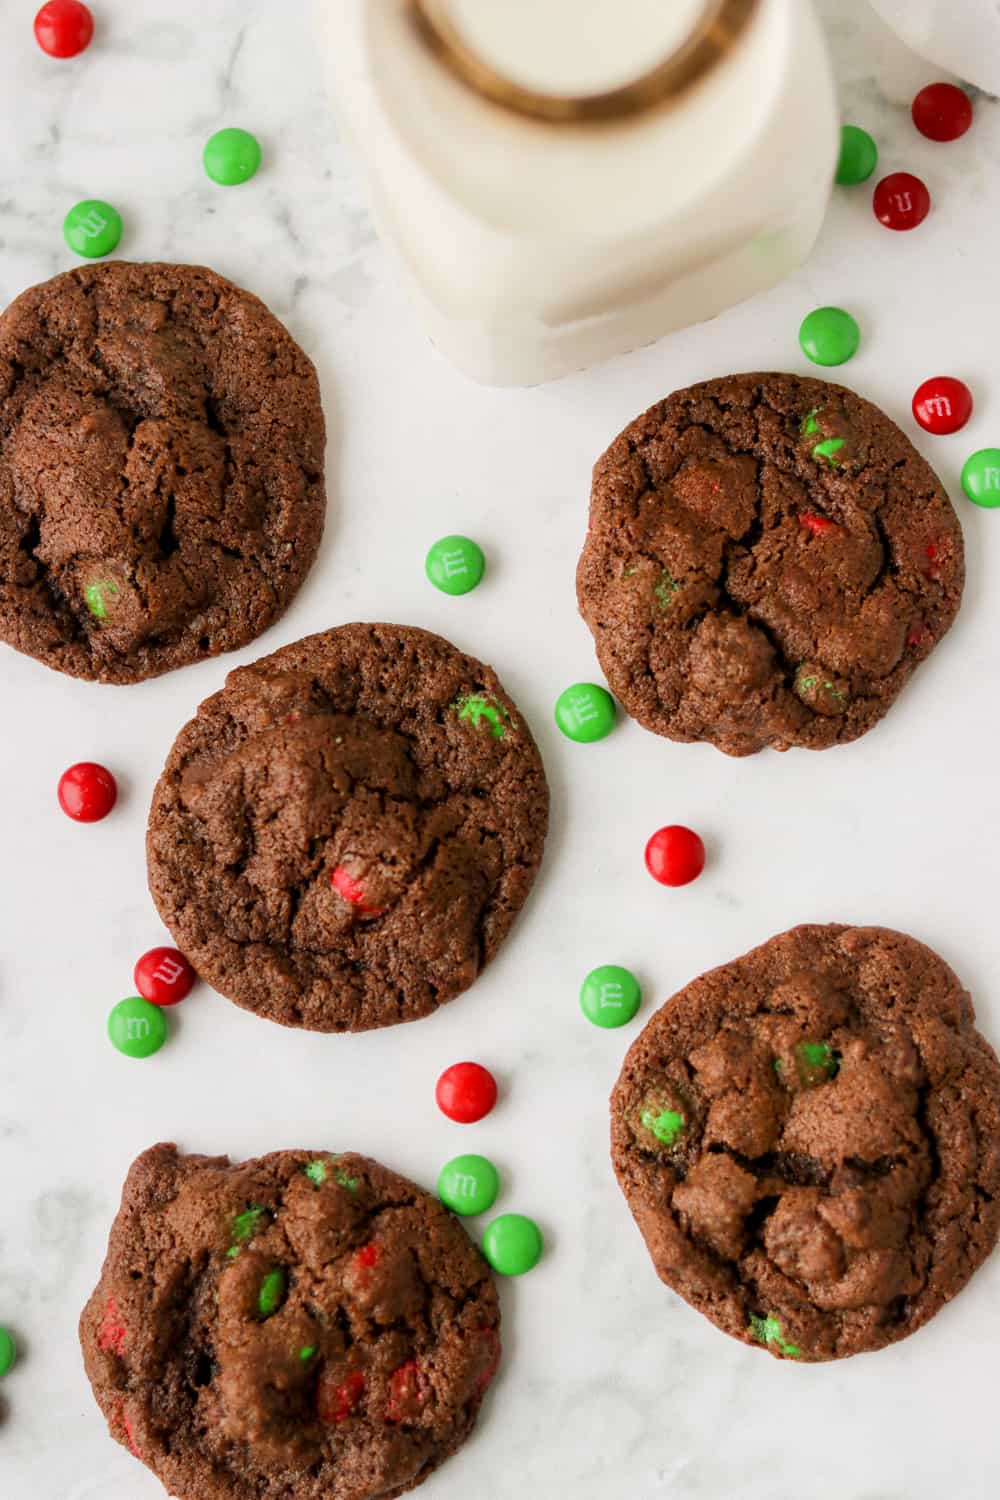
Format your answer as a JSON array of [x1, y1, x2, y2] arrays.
[[406, 0, 762, 124]]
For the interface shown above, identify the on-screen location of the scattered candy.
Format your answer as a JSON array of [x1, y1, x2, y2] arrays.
[[134, 947, 196, 1006], [835, 124, 878, 185], [798, 306, 860, 368], [645, 825, 705, 887], [799, 512, 840, 535], [579, 964, 641, 1029], [34, 0, 93, 57], [961, 449, 1000, 509], [435, 1062, 497, 1124], [453, 694, 511, 739], [0, 1326, 16, 1378], [872, 172, 930, 232], [912, 82, 972, 143], [63, 199, 123, 258], [203, 127, 262, 186], [98, 1296, 126, 1355], [57, 761, 117, 822], [482, 1213, 543, 1277], [553, 681, 616, 743], [912, 376, 973, 435], [107, 997, 168, 1059], [318, 1367, 366, 1424], [641, 1106, 685, 1146], [425, 534, 485, 595], [437, 1154, 500, 1216], [386, 1360, 425, 1423], [257, 1267, 286, 1318]]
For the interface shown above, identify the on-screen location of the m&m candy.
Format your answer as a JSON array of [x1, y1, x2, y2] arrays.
[[58, 762, 117, 822], [645, 825, 705, 887], [108, 997, 168, 1059], [134, 947, 196, 1006], [482, 1213, 543, 1276], [912, 377, 973, 436], [554, 682, 616, 743], [961, 450, 1000, 509], [873, 173, 930, 232], [438, 1154, 500, 1216], [435, 1062, 497, 1123], [799, 307, 860, 367], [835, 125, 878, 185], [912, 83, 972, 143], [63, 199, 122, 258], [203, 128, 262, 187], [425, 535, 485, 595], [34, 0, 93, 57], [0, 1326, 16, 1378], [579, 964, 641, 1029]]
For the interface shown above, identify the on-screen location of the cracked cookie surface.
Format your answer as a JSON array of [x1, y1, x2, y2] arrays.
[[80, 1145, 500, 1500], [147, 622, 549, 1032], [576, 374, 964, 755], [0, 261, 325, 683], [611, 925, 1000, 1361]]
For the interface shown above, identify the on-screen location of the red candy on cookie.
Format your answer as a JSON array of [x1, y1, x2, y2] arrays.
[[912, 82, 972, 143], [57, 762, 117, 822], [645, 825, 706, 887], [330, 864, 386, 917], [34, 0, 94, 57], [134, 947, 196, 1006], [435, 1062, 497, 1123], [912, 376, 973, 435]]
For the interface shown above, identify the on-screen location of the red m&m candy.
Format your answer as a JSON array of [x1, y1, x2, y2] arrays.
[[873, 172, 931, 232], [912, 376, 973, 436], [57, 761, 117, 822], [645, 825, 705, 887], [435, 1062, 497, 1123], [912, 83, 972, 143], [134, 947, 196, 1006], [34, 1, 94, 57], [873, 172, 930, 231]]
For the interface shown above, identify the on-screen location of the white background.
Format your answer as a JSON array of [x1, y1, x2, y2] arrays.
[[1, 2, 999, 1497]]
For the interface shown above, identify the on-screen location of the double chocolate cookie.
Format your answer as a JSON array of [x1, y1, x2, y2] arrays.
[[147, 623, 549, 1031], [611, 924, 1000, 1361], [0, 262, 325, 682], [81, 1145, 500, 1500], [577, 374, 964, 755]]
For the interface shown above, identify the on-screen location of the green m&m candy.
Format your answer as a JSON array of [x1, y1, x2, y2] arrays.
[[257, 1267, 286, 1318], [799, 307, 860, 368], [482, 1213, 543, 1276], [63, 199, 123, 258], [437, 1154, 500, 1216], [0, 1326, 16, 1378], [425, 534, 485, 595], [579, 964, 641, 1029], [836, 125, 878, 185], [961, 449, 1000, 509], [554, 682, 616, 743], [107, 997, 168, 1059], [203, 127, 262, 186]]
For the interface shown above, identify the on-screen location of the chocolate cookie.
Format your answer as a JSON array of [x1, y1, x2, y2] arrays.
[[577, 373, 964, 756], [147, 623, 549, 1031], [0, 262, 325, 683], [81, 1145, 500, 1500], [611, 925, 1000, 1361]]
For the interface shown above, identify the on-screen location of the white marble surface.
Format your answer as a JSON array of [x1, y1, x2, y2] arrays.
[[1, 3, 999, 1497]]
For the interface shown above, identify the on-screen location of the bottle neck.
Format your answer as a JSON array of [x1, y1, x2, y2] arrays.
[[407, 0, 762, 123]]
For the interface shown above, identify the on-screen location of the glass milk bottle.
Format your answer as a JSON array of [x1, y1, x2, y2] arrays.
[[869, 0, 1000, 95], [315, 0, 839, 386]]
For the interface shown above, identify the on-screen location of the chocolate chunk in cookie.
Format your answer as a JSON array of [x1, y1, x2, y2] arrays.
[[577, 373, 964, 755], [147, 623, 549, 1032], [611, 924, 1000, 1360], [81, 1145, 500, 1500], [0, 262, 325, 682]]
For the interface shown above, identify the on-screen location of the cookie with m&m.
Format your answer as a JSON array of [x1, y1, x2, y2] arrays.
[[147, 623, 548, 1031], [80, 1144, 500, 1500], [611, 924, 1000, 1361], [576, 373, 964, 755]]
